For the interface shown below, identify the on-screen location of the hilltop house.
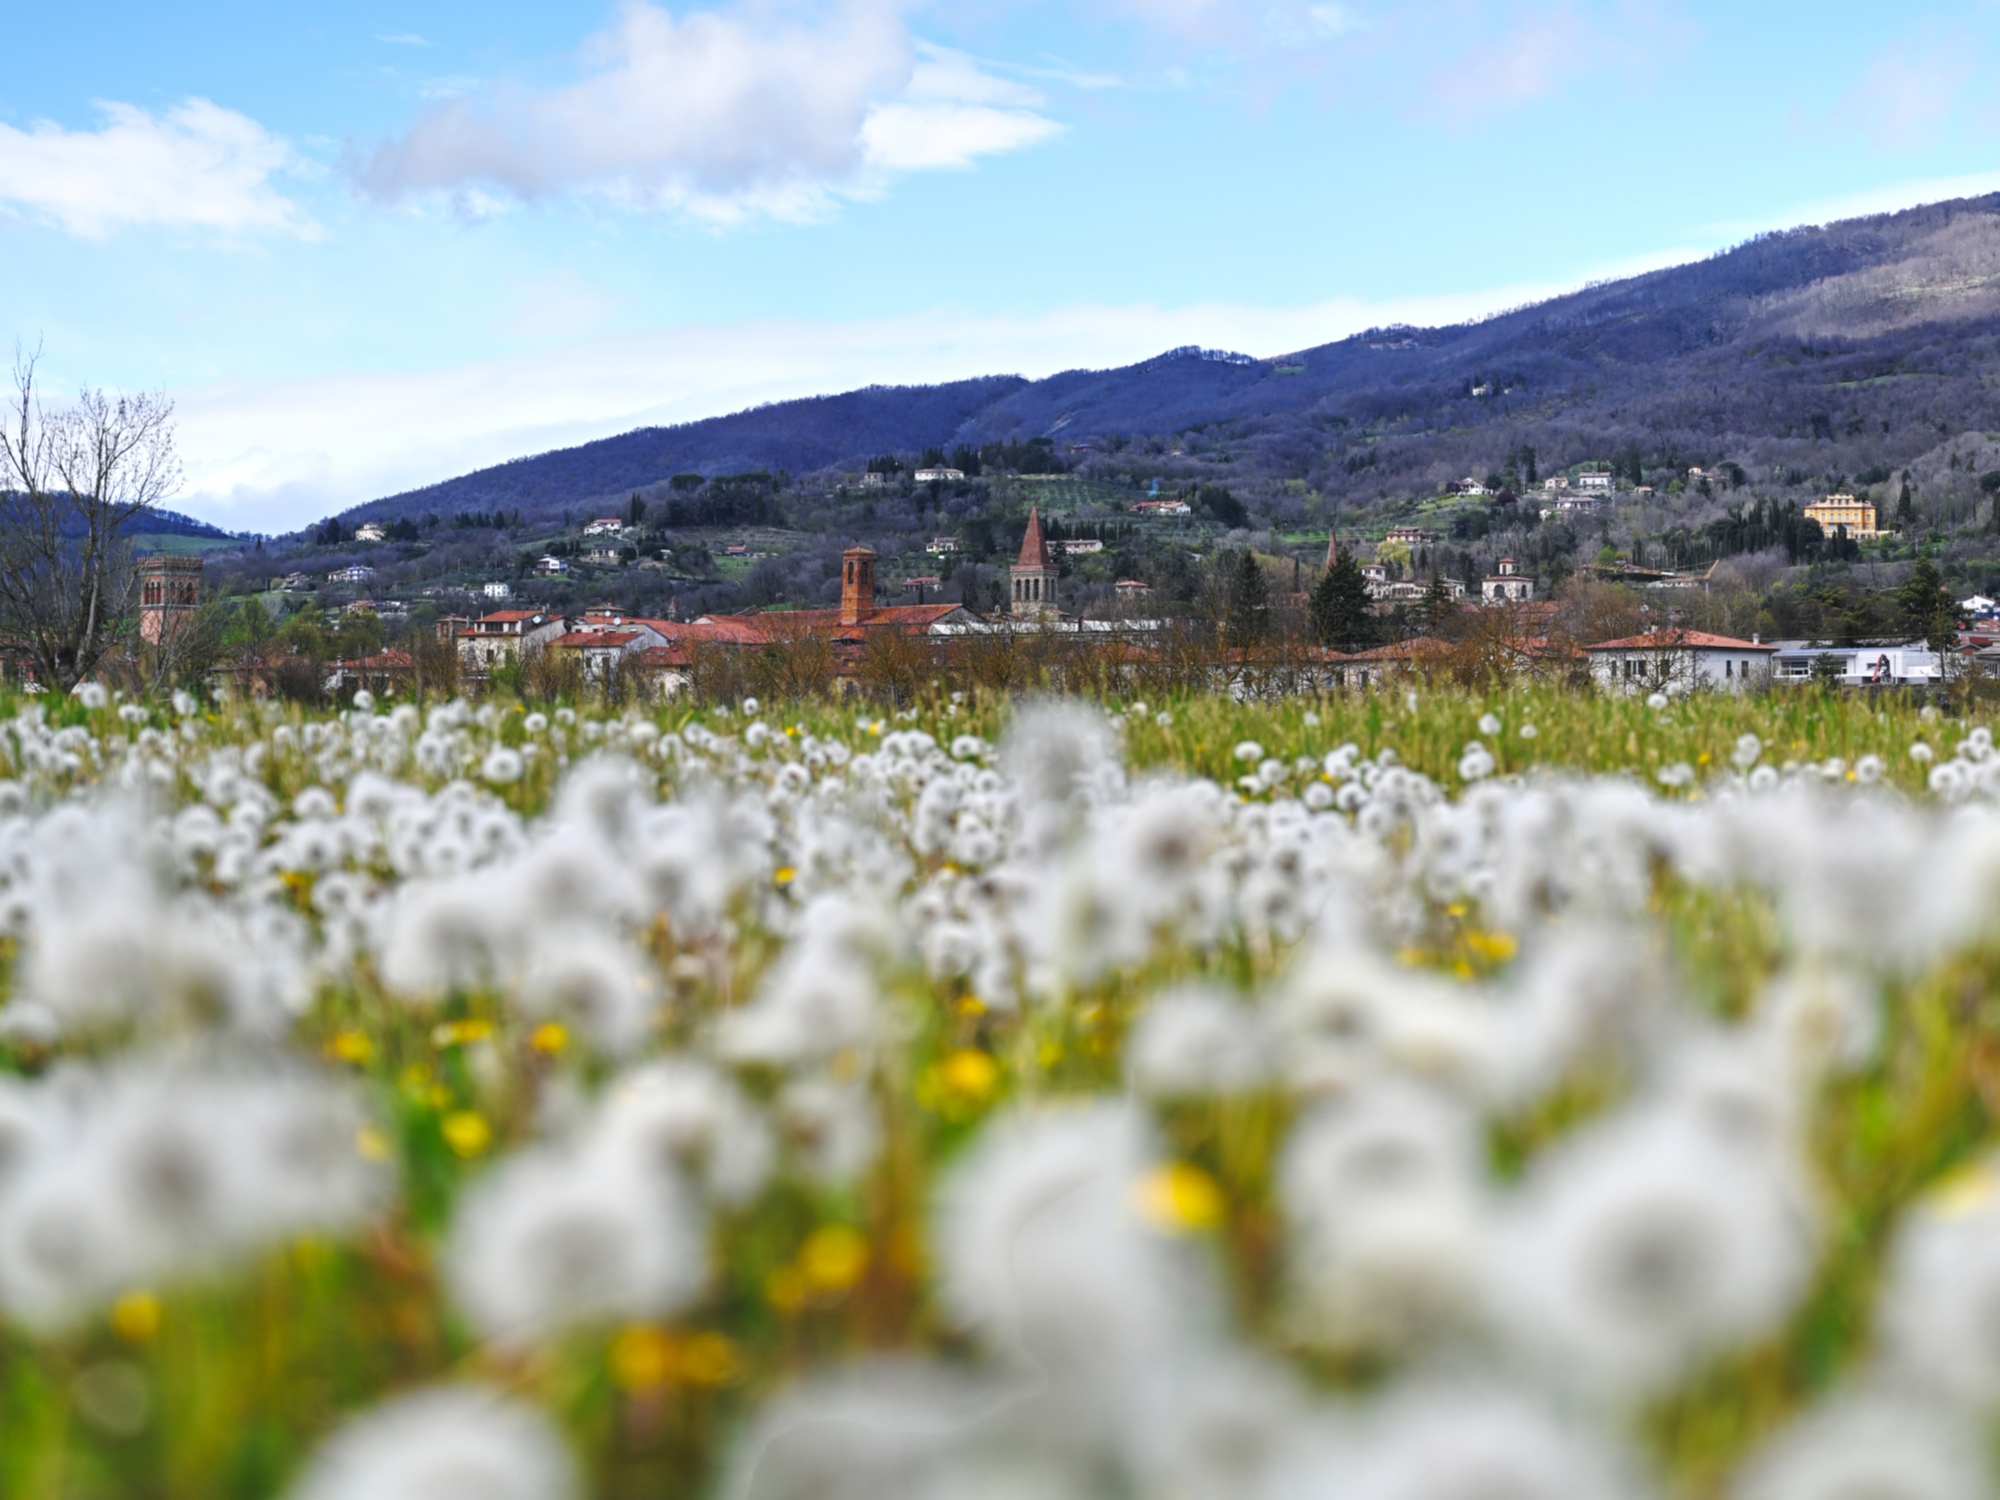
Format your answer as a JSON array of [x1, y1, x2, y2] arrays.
[[1803, 493, 1881, 539], [354, 522, 386, 543], [482, 581, 513, 600], [1133, 499, 1193, 517], [913, 466, 965, 483], [326, 565, 375, 584], [582, 518, 625, 537], [1577, 471, 1615, 491], [926, 537, 961, 555], [535, 556, 570, 576]]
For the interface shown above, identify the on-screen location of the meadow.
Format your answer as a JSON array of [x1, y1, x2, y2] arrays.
[[0, 680, 1992, 1500]]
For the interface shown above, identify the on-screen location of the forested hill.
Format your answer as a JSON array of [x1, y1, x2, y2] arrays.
[[345, 192, 2000, 527]]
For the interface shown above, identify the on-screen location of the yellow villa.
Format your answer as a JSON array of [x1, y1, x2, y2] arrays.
[[1803, 493, 1881, 538]]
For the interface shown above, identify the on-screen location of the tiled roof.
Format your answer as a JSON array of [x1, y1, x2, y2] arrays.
[[1016, 507, 1052, 568], [1585, 630, 1775, 651]]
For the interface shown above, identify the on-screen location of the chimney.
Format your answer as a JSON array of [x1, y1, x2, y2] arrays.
[[840, 546, 876, 627]]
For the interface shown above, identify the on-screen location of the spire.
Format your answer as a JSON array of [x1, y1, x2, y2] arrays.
[[1017, 506, 1051, 568]]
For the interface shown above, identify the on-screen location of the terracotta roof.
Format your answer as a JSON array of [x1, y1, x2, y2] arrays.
[[1585, 629, 1775, 652], [662, 605, 971, 643], [1017, 507, 1052, 568], [476, 609, 548, 624], [552, 630, 642, 648]]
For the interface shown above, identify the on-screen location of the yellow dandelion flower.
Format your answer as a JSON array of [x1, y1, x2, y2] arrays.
[[941, 1049, 999, 1101], [610, 1325, 674, 1391], [530, 1022, 568, 1055], [111, 1289, 160, 1345], [1135, 1162, 1226, 1234], [441, 1111, 492, 1158], [328, 1030, 373, 1064], [800, 1224, 871, 1293]]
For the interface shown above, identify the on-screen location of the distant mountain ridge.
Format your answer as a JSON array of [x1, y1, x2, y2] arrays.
[[339, 192, 2000, 530]]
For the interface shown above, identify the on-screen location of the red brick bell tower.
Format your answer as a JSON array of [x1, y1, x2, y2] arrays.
[[840, 546, 876, 627]]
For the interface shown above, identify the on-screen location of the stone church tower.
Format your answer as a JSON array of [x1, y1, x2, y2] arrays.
[[1010, 507, 1059, 618]]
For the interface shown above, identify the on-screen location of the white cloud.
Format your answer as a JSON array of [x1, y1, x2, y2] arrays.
[[352, 1, 1059, 221], [172, 275, 1600, 530], [0, 98, 313, 239], [1826, 28, 1978, 151], [376, 32, 432, 46], [862, 103, 1062, 171]]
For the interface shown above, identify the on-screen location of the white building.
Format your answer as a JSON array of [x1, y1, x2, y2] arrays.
[[1457, 478, 1490, 496], [354, 522, 387, 543], [926, 537, 961, 555], [1586, 629, 1777, 693], [1769, 642, 1944, 686], [326, 565, 376, 584], [1060, 539, 1105, 555], [456, 610, 567, 670], [582, 518, 625, 537], [482, 581, 513, 600], [535, 556, 570, 576], [1576, 471, 1615, 491], [1481, 558, 1535, 603], [913, 466, 965, 483], [1543, 495, 1601, 518]]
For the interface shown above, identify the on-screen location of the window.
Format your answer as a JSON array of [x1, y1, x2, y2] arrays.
[[1726, 660, 1733, 679]]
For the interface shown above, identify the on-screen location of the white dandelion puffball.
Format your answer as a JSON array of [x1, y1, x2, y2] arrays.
[[1733, 1390, 1990, 1500], [445, 1147, 705, 1346], [1487, 1107, 1815, 1397], [481, 747, 525, 785], [287, 1385, 578, 1500]]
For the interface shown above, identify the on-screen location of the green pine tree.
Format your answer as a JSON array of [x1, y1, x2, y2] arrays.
[[1899, 557, 1957, 652], [1227, 550, 1271, 644], [1420, 572, 1454, 634], [1310, 553, 1376, 651]]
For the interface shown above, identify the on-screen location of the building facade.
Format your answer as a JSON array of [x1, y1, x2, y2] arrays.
[[1481, 558, 1535, 603], [138, 556, 202, 645], [1803, 494, 1881, 538], [1585, 629, 1777, 692]]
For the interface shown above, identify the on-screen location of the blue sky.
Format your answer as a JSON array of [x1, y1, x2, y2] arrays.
[[6, 0, 2000, 530]]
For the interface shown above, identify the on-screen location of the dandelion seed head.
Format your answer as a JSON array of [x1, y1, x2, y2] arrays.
[[287, 1385, 578, 1500]]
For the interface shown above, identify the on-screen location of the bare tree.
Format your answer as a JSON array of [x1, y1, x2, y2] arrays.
[[0, 349, 182, 689]]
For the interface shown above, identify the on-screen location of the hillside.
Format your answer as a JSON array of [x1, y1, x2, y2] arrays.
[[336, 193, 2000, 537]]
